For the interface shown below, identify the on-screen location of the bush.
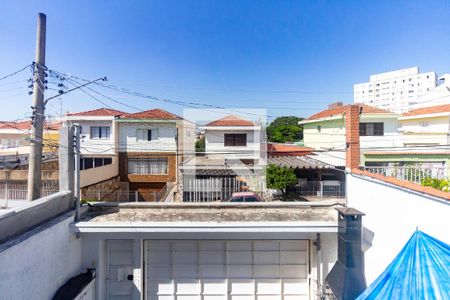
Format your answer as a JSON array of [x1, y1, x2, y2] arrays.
[[421, 177, 449, 192]]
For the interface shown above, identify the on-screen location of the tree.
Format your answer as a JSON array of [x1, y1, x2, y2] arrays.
[[195, 137, 205, 154], [266, 116, 304, 143], [266, 164, 297, 200]]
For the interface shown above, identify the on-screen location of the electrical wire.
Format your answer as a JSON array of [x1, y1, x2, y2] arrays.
[[0, 65, 31, 82]]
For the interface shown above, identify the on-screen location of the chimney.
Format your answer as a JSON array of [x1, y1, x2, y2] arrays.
[[328, 102, 344, 109], [345, 105, 360, 171], [325, 208, 367, 300]]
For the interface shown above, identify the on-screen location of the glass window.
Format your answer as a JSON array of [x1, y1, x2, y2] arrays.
[[104, 157, 112, 165], [90, 126, 110, 139], [360, 122, 384, 136], [224, 134, 247, 146], [136, 129, 157, 141], [128, 158, 168, 174]]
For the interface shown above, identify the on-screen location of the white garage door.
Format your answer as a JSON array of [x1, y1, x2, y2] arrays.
[[145, 240, 309, 300], [107, 240, 134, 300]]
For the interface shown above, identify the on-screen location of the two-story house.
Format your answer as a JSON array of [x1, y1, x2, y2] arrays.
[[398, 104, 450, 147], [181, 115, 266, 201], [300, 103, 400, 151], [361, 104, 450, 178], [63, 108, 126, 189], [117, 109, 195, 201]]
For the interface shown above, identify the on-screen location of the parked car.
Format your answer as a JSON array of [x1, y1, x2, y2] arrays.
[[223, 192, 264, 202]]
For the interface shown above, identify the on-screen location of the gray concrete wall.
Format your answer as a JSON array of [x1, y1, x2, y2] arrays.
[[0, 212, 82, 300], [0, 190, 73, 243]]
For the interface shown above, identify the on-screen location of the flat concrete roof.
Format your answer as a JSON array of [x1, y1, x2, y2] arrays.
[[80, 201, 340, 223]]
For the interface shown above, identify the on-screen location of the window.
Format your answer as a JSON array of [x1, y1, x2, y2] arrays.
[[317, 125, 322, 133], [420, 121, 430, 127], [136, 129, 158, 141], [90, 126, 110, 139], [224, 134, 247, 146], [80, 157, 113, 170], [128, 158, 168, 174], [360, 122, 384, 136]]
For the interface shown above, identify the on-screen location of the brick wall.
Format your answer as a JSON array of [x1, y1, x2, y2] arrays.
[[346, 105, 361, 170]]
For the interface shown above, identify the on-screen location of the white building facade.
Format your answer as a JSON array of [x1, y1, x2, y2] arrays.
[[354, 67, 438, 113]]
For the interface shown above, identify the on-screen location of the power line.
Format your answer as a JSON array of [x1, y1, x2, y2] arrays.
[[0, 65, 31, 82]]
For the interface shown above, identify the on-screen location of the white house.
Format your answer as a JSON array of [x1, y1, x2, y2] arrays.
[[62, 108, 126, 188], [202, 115, 263, 163], [300, 103, 400, 151], [398, 104, 450, 147]]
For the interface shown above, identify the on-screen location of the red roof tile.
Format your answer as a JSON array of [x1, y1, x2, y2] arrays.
[[305, 104, 391, 121], [364, 151, 450, 156], [402, 104, 450, 117], [206, 115, 254, 126], [0, 120, 60, 131], [67, 108, 126, 117], [267, 143, 313, 156], [351, 168, 450, 201], [122, 109, 182, 120]]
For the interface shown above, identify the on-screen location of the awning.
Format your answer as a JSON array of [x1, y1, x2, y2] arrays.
[[268, 155, 333, 169], [356, 230, 450, 299]]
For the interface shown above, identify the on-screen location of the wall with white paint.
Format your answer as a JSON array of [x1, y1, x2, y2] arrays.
[[204, 126, 261, 160], [346, 173, 450, 284], [118, 122, 177, 152], [0, 214, 82, 300]]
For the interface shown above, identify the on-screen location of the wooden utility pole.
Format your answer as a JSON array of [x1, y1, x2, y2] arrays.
[[27, 13, 47, 200]]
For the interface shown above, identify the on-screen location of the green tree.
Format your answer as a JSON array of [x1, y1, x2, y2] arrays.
[[266, 164, 297, 200], [195, 137, 205, 154], [266, 116, 304, 143]]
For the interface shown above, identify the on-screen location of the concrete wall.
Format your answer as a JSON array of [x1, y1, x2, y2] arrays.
[[80, 156, 119, 188], [399, 115, 450, 146], [303, 119, 347, 150], [0, 213, 82, 300], [71, 120, 116, 155], [303, 116, 401, 150], [119, 122, 177, 152], [177, 121, 195, 162], [205, 127, 261, 160], [346, 173, 450, 284]]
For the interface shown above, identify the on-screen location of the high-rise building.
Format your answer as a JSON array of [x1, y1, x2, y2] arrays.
[[354, 67, 438, 113]]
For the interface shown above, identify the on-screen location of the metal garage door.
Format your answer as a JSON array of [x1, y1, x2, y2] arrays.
[[145, 240, 309, 300], [107, 240, 134, 300]]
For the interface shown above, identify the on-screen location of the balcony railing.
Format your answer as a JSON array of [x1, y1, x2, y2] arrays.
[[363, 166, 447, 184], [287, 181, 345, 198]]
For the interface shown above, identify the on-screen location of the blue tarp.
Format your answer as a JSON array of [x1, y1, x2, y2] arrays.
[[357, 230, 450, 300]]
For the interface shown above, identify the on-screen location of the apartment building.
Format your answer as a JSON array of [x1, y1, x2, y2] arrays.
[[354, 67, 438, 113], [117, 109, 195, 201]]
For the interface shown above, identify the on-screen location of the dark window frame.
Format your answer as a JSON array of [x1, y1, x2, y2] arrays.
[[224, 133, 247, 147], [359, 122, 384, 136]]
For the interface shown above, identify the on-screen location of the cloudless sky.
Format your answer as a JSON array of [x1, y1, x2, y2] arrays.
[[0, 0, 449, 122]]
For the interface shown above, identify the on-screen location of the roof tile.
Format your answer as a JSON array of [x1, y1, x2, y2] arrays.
[[67, 108, 126, 117], [305, 104, 392, 121], [122, 109, 182, 120], [206, 115, 254, 126], [351, 168, 450, 201], [402, 104, 450, 117]]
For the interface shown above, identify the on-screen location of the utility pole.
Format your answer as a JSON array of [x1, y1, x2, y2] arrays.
[[27, 13, 47, 200], [73, 124, 81, 221]]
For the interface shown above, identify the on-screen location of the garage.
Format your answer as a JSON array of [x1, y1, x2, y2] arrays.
[[145, 240, 309, 300]]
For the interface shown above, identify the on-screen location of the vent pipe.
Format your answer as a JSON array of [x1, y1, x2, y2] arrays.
[[325, 207, 367, 300]]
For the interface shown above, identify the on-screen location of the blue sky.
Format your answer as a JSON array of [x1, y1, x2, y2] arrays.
[[0, 0, 449, 122]]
